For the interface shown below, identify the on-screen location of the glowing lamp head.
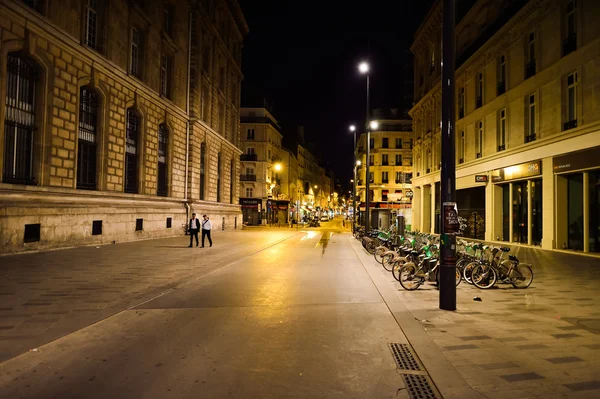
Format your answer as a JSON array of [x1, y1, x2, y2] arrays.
[[358, 62, 369, 74], [349, 125, 356, 132], [356, 160, 362, 166], [274, 163, 282, 172], [369, 121, 379, 130]]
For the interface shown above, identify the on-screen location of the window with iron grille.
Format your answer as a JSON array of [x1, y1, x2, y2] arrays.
[[77, 87, 98, 190], [130, 28, 142, 78], [160, 55, 172, 99], [157, 123, 168, 196], [217, 152, 222, 202], [200, 142, 206, 200], [21, 0, 44, 14], [3, 55, 36, 185], [125, 108, 139, 193]]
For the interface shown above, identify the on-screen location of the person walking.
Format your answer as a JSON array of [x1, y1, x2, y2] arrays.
[[188, 212, 200, 247], [201, 214, 213, 247]]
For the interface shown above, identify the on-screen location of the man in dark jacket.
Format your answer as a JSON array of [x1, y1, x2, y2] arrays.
[[188, 213, 200, 247]]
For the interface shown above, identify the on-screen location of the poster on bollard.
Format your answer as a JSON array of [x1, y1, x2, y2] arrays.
[[443, 202, 460, 234]]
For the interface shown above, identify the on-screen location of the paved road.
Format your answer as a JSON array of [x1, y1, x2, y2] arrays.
[[0, 219, 599, 398]]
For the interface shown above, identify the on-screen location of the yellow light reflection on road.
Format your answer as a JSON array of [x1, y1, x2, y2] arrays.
[[300, 231, 319, 241]]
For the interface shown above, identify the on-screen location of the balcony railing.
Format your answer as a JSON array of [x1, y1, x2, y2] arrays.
[[497, 81, 505, 95], [563, 35, 577, 56], [563, 119, 577, 131], [525, 134, 537, 143], [525, 60, 536, 79], [497, 144, 506, 151], [240, 174, 256, 181], [476, 96, 482, 108], [240, 154, 257, 161]]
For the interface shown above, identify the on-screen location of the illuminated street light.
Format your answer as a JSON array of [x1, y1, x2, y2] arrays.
[[358, 62, 369, 74], [273, 163, 282, 172], [369, 121, 379, 130], [356, 160, 361, 166], [314, 185, 318, 189], [349, 125, 356, 132]]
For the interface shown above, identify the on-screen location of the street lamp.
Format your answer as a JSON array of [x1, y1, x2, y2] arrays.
[[359, 61, 371, 232], [350, 124, 358, 233], [274, 162, 282, 172]]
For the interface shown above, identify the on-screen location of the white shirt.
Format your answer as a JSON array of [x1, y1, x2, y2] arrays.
[[190, 218, 200, 230], [202, 219, 212, 230]]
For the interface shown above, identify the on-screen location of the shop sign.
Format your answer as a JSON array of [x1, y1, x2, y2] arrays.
[[405, 190, 414, 198], [240, 198, 260, 208], [491, 160, 542, 182], [475, 175, 488, 183], [443, 202, 460, 234], [553, 146, 600, 173]]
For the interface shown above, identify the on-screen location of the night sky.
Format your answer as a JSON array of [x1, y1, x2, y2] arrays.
[[239, 0, 435, 187]]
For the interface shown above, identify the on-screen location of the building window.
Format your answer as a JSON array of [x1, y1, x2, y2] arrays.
[[395, 154, 402, 166], [202, 43, 211, 72], [497, 109, 506, 151], [247, 147, 255, 155], [382, 190, 389, 202], [163, 3, 173, 36], [565, 72, 578, 130], [157, 123, 168, 196], [201, 83, 210, 121], [200, 142, 206, 200], [476, 121, 483, 158], [526, 94, 536, 142], [476, 73, 483, 108], [216, 152, 222, 202], [247, 128, 255, 139], [125, 108, 140, 193], [382, 171, 388, 184], [219, 66, 226, 92], [230, 159, 234, 204], [498, 55, 506, 95], [564, 0, 577, 56], [382, 137, 389, 148], [130, 27, 143, 78], [218, 102, 225, 134], [21, 0, 44, 14], [381, 154, 388, 166], [369, 171, 374, 183], [160, 55, 172, 99], [369, 138, 374, 148], [84, 0, 101, 51], [395, 138, 402, 148], [458, 130, 465, 164], [246, 187, 253, 197], [395, 171, 402, 184], [525, 32, 536, 79], [369, 154, 374, 166], [3, 55, 36, 185], [458, 86, 465, 118], [77, 87, 98, 190]]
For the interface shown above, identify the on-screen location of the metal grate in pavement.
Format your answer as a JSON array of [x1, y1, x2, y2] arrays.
[[401, 374, 441, 399], [389, 343, 423, 371]]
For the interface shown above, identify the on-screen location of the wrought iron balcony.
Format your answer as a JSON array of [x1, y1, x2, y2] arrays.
[[240, 154, 257, 161], [563, 119, 577, 131], [497, 81, 505, 95], [240, 174, 256, 181], [525, 60, 536, 79]]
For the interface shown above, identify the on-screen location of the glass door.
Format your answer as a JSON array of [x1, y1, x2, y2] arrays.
[[531, 179, 543, 245], [512, 182, 528, 243]]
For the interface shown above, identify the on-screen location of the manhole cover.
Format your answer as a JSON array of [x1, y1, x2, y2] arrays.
[[389, 343, 423, 371], [401, 374, 441, 399]]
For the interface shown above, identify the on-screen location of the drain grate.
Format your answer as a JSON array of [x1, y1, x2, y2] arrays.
[[401, 374, 441, 399], [389, 343, 423, 371]]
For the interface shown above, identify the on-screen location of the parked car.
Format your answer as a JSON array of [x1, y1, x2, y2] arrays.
[[320, 215, 329, 222]]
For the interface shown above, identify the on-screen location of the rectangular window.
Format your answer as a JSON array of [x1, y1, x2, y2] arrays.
[[369, 154, 374, 166], [498, 55, 506, 94], [395, 171, 402, 183], [201, 83, 210, 121], [163, 4, 172, 36], [565, 72, 577, 130], [24, 223, 41, 243], [130, 28, 142, 78], [22, 0, 44, 14], [476, 73, 483, 107], [247, 128, 255, 139], [382, 171, 388, 184], [160, 55, 172, 99], [135, 218, 143, 231], [217, 152, 222, 202], [459, 130, 465, 163], [497, 109, 506, 151], [459, 87, 465, 118], [395, 154, 402, 166], [77, 87, 98, 190], [246, 187, 253, 197], [382, 190, 389, 202], [218, 102, 225, 134], [564, 0, 577, 55], [157, 124, 168, 196], [476, 121, 483, 158], [369, 171, 374, 183], [92, 220, 102, 235], [395, 138, 402, 148], [125, 108, 139, 193], [247, 147, 255, 155], [381, 154, 388, 166], [526, 33, 536, 79], [199, 142, 206, 200], [85, 0, 98, 50], [369, 138, 374, 148], [382, 138, 389, 148], [526, 94, 536, 142], [202, 44, 211, 72]]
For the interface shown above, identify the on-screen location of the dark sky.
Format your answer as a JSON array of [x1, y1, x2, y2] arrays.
[[239, 0, 435, 188]]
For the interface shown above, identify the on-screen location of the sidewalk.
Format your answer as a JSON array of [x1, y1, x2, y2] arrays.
[[0, 229, 299, 362], [349, 235, 600, 399]]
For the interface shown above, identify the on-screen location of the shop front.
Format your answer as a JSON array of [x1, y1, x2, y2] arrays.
[[553, 146, 600, 253], [240, 198, 261, 226], [456, 186, 486, 240], [266, 200, 289, 225], [492, 160, 543, 245]]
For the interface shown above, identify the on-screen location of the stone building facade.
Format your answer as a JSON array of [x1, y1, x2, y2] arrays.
[[0, 0, 248, 253], [410, 0, 600, 251]]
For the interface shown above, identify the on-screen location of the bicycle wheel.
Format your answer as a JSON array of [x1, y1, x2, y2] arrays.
[[472, 264, 498, 289], [455, 267, 462, 286], [510, 265, 533, 289], [399, 263, 421, 291], [374, 246, 387, 264], [462, 262, 477, 285], [382, 253, 395, 271], [366, 240, 377, 254], [391, 259, 406, 281]]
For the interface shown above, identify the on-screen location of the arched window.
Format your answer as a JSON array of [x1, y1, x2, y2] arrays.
[[157, 123, 168, 196], [3, 54, 36, 185], [77, 87, 98, 189], [125, 108, 140, 193]]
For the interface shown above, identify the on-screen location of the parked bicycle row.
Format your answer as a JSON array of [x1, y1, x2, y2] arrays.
[[353, 228, 534, 290]]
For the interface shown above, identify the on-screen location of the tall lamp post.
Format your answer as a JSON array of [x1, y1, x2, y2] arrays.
[[349, 124, 357, 232], [359, 61, 371, 231]]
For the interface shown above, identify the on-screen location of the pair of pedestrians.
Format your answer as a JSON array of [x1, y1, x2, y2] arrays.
[[188, 213, 213, 248]]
